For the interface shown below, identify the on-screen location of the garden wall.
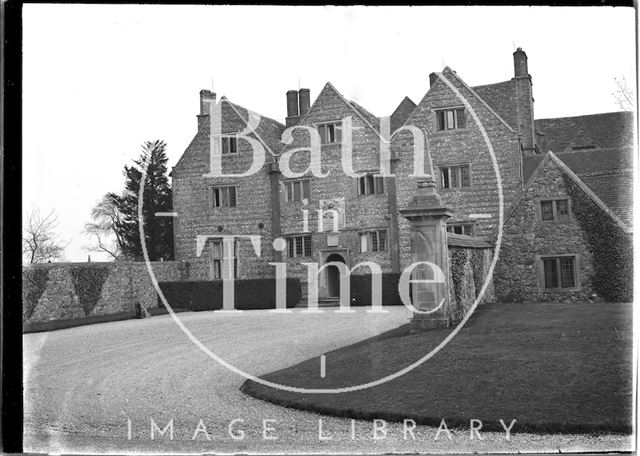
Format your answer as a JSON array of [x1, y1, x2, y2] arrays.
[[22, 261, 202, 326], [446, 234, 495, 323]]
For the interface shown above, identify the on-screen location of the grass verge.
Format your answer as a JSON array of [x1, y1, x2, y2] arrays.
[[241, 302, 632, 434]]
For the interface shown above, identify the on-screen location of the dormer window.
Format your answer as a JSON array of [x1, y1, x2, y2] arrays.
[[436, 108, 466, 131], [317, 122, 342, 144]]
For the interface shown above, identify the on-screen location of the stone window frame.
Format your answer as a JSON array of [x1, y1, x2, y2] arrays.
[[207, 237, 239, 280], [535, 253, 581, 293], [220, 134, 239, 156], [446, 222, 475, 236], [209, 185, 238, 209], [535, 197, 572, 224], [437, 163, 473, 190], [315, 120, 343, 145], [286, 234, 313, 258], [434, 106, 467, 132], [358, 229, 388, 253], [356, 170, 385, 196], [283, 177, 311, 203]]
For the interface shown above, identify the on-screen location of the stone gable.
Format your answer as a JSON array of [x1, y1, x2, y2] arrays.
[[493, 156, 597, 302], [393, 67, 521, 270]]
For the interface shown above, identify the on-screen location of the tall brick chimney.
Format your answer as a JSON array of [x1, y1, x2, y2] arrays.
[[512, 48, 536, 155], [198, 89, 216, 130], [200, 89, 216, 115], [429, 72, 438, 88], [298, 88, 311, 117], [286, 90, 299, 127], [513, 48, 528, 78]]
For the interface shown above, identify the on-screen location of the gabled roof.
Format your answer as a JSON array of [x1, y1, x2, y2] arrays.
[[173, 97, 285, 172], [471, 80, 518, 130], [223, 97, 285, 159], [500, 152, 631, 238], [349, 99, 379, 129], [284, 82, 385, 150], [396, 67, 515, 138], [390, 96, 417, 133], [522, 147, 633, 226], [535, 111, 635, 152]]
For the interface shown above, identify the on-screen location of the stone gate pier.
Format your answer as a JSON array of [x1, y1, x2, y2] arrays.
[[400, 178, 454, 332]]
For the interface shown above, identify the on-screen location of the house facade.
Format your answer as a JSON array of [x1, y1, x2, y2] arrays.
[[172, 48, 634, 303]]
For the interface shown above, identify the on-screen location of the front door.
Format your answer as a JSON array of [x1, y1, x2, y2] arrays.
[[325, 253, 346, 297]]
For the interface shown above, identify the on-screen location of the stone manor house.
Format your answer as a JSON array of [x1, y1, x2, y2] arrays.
[[171, 48, 634, 303]]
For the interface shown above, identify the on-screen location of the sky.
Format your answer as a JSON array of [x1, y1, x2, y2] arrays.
[[22, 5, 636, 262]]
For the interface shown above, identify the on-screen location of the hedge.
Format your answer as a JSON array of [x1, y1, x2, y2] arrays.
[[23, 267, 50, 320], [157, 278, 301, 311], [69, 265, 111, 316], [349, 273, 406, 306]]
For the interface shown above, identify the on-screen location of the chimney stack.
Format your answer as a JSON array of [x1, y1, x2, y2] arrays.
[[429, 72, 438, 88], [512, 48, 536, 155], [286, 90, 299, 127], [200, 89, 216, 115], [298, 88, 311, 117], [513, 48, 528, 78]]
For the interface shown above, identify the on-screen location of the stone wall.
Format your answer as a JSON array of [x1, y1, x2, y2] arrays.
[[22, 261, 194, 325], [394, 67, 522, 273], [446, 235, 495, 323], [172, 98, 281, 280], [493, 158, 596, 303], [279, 83, 394, 280]]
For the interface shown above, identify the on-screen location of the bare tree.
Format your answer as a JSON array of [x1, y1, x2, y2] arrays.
[[23, 208, 68, 264], [612, 76, 635, 111], [84, 192, 124, 260]]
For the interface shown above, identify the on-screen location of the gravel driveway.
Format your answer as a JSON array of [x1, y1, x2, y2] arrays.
[[24, 307, 631, 454]]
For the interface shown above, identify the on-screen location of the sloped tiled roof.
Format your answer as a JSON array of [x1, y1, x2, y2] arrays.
[[472, 80, 518, 129], [390, 96, 417, 133], [447, 233, 492, 249], [579, 171, 633, 225], [499, 152, 632, 239], [522, 147, 633, 179], [225, 98, 285, 157], [522, 147, 633, 227], [398, 67, 515, 138], [535, 111, 635, 153], [349, 99, 379, 129]]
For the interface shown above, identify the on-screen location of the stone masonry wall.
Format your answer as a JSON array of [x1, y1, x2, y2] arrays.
[[172, 100, 278, 280], [394, 68, 522, 272], [279, 83, 393, 280], [493, 159, 596, 303], [22, 261, 190, 324]]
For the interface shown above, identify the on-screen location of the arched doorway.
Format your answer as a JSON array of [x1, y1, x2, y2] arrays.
[[325, 253, 346, 298]]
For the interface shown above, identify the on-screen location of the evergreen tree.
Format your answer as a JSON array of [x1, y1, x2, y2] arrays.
[[113, 140, 174, 261]]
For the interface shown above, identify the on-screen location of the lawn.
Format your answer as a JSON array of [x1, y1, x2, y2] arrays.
[[241, 302, 633, 434]]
